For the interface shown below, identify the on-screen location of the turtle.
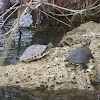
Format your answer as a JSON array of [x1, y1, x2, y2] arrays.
[[65, 40, 94, 69], [20, 42, 53, 63]]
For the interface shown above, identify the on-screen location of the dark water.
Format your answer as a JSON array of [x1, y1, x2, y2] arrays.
[[0, 84, 100, 100]]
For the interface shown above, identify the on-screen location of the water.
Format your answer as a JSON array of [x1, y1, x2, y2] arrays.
[[0, 85, 100, 100]]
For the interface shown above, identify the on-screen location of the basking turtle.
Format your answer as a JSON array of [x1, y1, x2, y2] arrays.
[[20, 42, 53, 63], [65, 40, 94, 69]]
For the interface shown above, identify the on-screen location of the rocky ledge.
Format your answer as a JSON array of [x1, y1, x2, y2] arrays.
[[0, 21, 100, 90]]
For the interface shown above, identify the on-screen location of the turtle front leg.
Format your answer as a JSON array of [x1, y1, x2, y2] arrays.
[[81, 63, 87, 69], [65, 61, 71, 67], [91, 54, 95, 63]]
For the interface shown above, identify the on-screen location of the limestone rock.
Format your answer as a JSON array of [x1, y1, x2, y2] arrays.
[[0, 21, 99, 90]]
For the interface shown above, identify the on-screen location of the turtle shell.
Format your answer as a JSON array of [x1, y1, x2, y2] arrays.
[[20, 44, 47, 61], [68, 46, 92, 63]]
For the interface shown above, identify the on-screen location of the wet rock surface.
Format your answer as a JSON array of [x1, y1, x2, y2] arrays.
[[0, 21, 100, 90]]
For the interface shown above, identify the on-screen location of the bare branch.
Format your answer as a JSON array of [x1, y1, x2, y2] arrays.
[[0, 6, 20, 28], [0, 1, 20, 19]]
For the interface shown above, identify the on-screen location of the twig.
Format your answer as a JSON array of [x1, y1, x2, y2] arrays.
[[44, 2, 100, 16], [0, 28, 13, 40], [88, 0, 100, 8], [87, 4, 100, 10], [54, 7, 71, 22], [44, 2, 80, 13], [0, 1, 20, 20], [0, 6, 20, 28], [37, 8, 71, 27], [91, 9, 100, 15]]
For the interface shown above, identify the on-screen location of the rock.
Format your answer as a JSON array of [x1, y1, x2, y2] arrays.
[[59, 21, 100, 82], [0, 21, 99, 90], [0, 47, 95, 90]]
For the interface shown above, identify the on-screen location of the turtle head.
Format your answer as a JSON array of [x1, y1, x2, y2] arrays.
[[85, 40, 91, 46], [47, 42, 53, 48], [45, 42, 53, 51]]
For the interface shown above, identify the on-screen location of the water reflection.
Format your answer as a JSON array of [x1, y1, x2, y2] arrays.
[[0, 88, 37, 100], [0, 87, 100, 100]]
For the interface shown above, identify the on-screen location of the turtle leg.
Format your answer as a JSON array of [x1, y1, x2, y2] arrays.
[[73, 63, 77, 66], [65, 61, 71, 67], [91, 54, 94, 63], [91, 55, 94, 59], [81, 63, 87, 69]]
